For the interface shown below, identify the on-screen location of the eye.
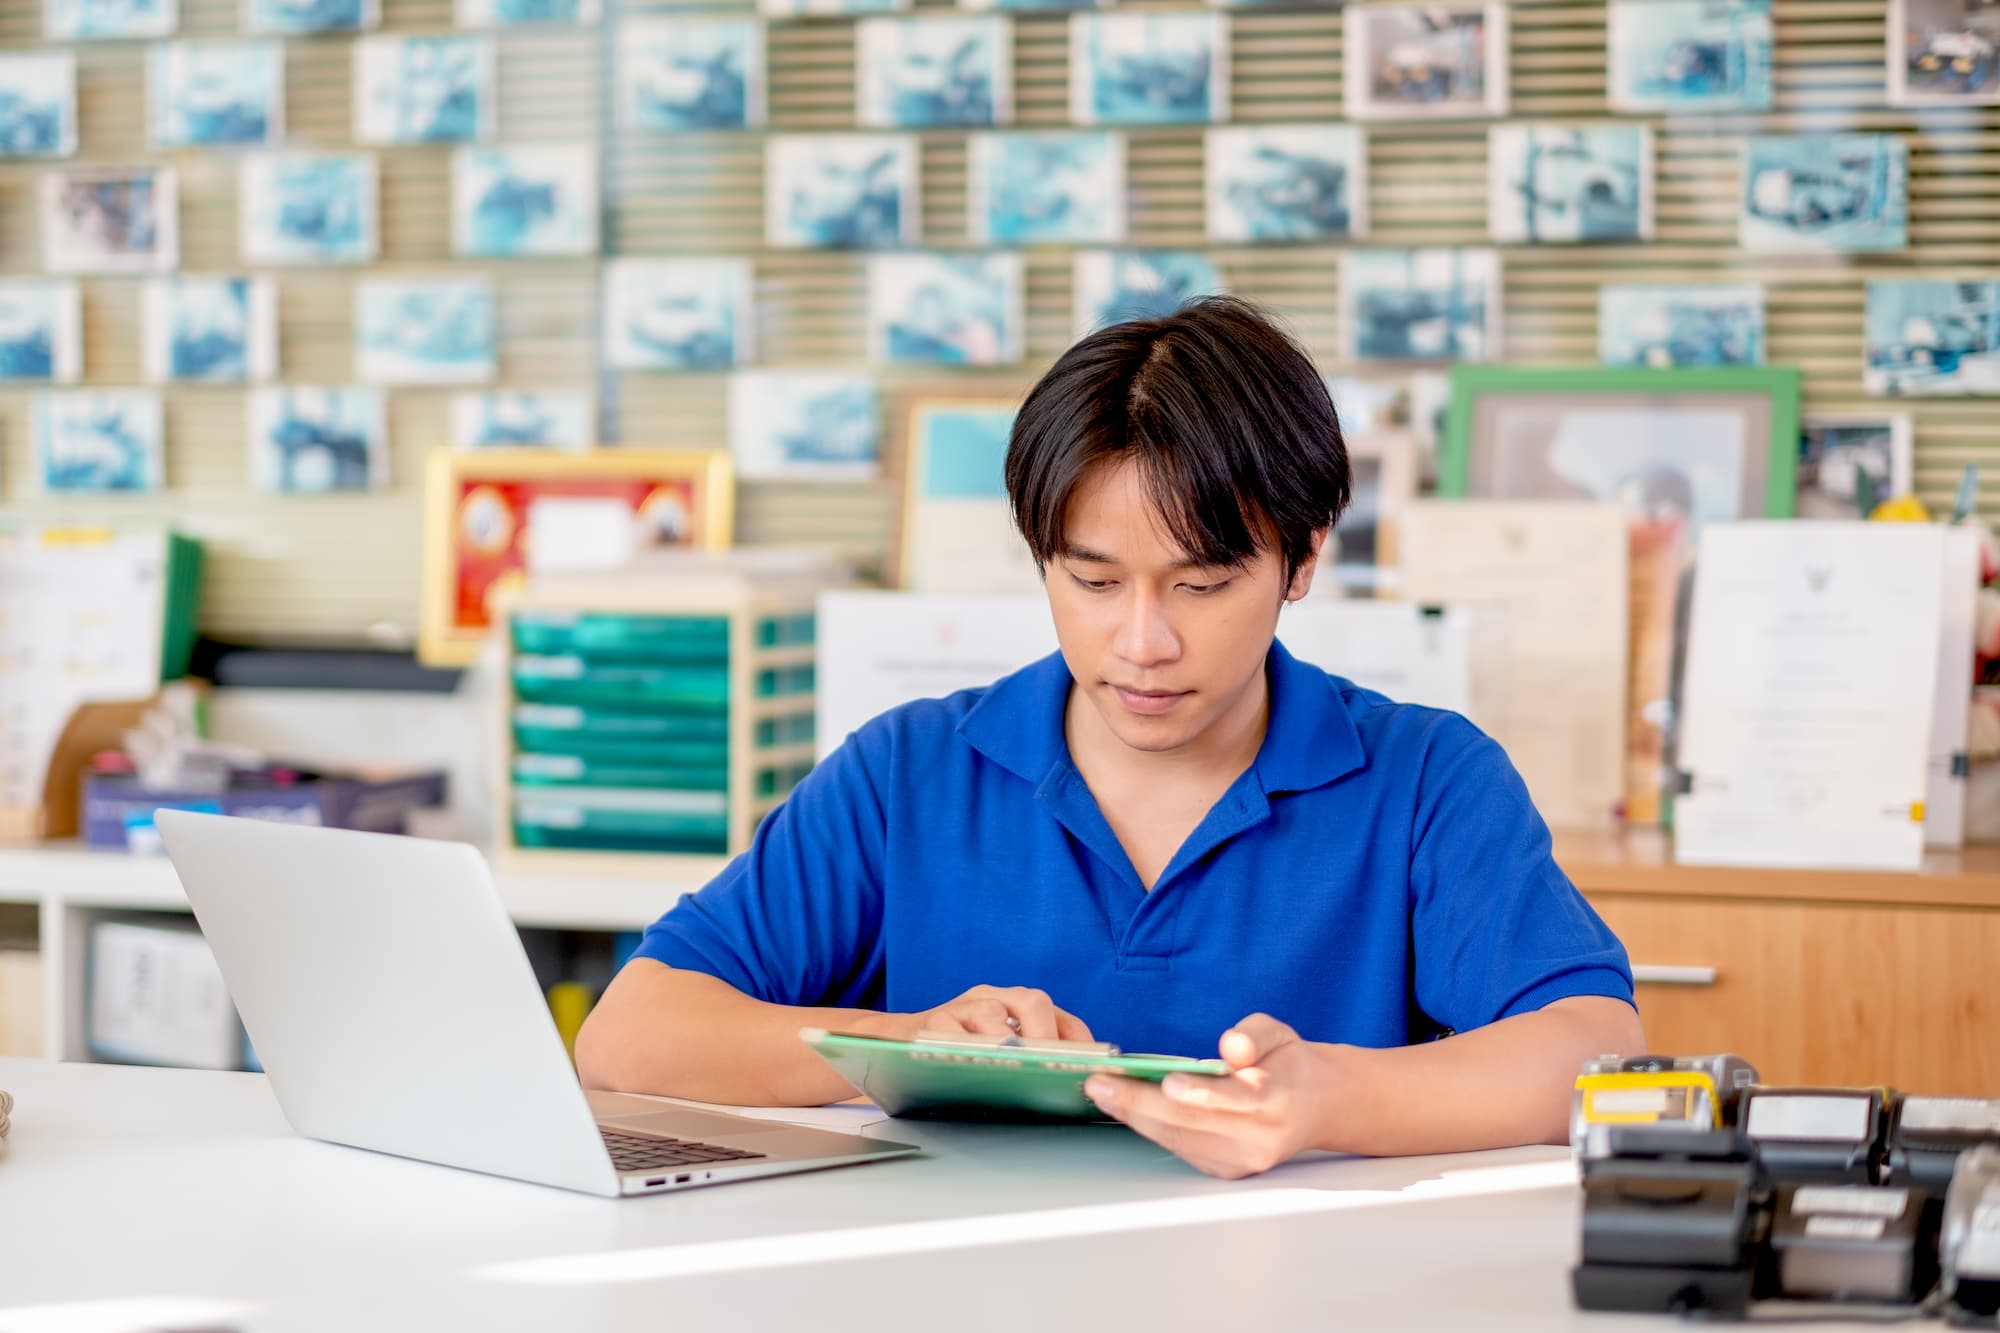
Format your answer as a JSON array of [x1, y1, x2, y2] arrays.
[[1182, 579, 1233, 596], [1069, 573, 1115, 592]]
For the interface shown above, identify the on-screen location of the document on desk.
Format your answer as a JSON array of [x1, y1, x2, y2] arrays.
[[1674, 522, 1944, 872], [1276, 600, 1498, 731], [1926, 527, 1979, 849], [1398, 500, 1630, 830]]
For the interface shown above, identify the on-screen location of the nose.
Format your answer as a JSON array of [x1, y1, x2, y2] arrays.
[[1111, 584, 1182, 670]]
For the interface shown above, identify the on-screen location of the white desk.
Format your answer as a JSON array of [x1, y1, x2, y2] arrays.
[[0, 1058, 1927, 1333]]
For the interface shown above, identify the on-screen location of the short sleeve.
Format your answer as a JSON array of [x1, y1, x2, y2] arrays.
[[1408, 717, 1635, 1033], [630, 726, 890, 1009]]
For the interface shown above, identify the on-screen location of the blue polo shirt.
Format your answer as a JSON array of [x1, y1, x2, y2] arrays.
[[635, 640, 1634, 1058]]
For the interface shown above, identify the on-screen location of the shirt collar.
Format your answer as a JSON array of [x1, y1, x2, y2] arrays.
[[956, 638, 1368, 795]]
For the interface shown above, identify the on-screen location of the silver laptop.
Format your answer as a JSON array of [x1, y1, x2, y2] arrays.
[[157, 810, 918, 1197]]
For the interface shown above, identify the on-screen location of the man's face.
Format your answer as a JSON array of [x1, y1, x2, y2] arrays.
[[1045, 458, 1319, 756]]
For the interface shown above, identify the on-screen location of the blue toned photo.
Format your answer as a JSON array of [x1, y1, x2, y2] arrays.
[[1071, 13, 1228, 126], [1341, 248, 1500, 363], [868, 252, 1023, 366], [356, 279, 496, 386], [603, 259, 751, 371], [458, 0, 600, 23], [1892, 0, 2000, 106], [1344, 3, 1508, 120], [1073, 251, 1223, 336], [1797, 416, 1913, 519], [858, 16, 1010, 129], [1205, 124, 1365, 242], [1599, 284, 1765, 368], [45, 0, 175, 39], [728, 371, 881, 481], [143, 276, 275, 384], [41, 168, 178, 275], [150, 42, 283, 150], [1741, 134, 1907, 253], [0, 54, 77, 158], [0, 282, 81, 383], [451, 391, 594, 450], [35, 391, 164, 494], [969, 131, 1124, 245], [454, 147, 598, 259], [355, 36, 493, 146], [766, 135, 919, 249], [241, 154, 377, 266], [759, 0, 903, 17], [245, 0, 376, 35], [1488, 124, 1651, 244], [621, 18, 763, 132], [1608, 0, 1773, 112], [1864, 280, 2000, 396], [248, 387, 388, 493]]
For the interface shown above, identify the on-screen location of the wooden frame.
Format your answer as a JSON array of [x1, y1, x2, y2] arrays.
[[420, 448, 734, 668], [891, 386, 1039, 594], [1323, 427, 1420, 599]]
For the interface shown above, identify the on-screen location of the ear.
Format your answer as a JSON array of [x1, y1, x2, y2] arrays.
[[1284, 529, 1330, 603]]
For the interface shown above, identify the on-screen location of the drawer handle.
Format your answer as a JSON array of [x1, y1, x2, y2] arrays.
[[1632, 965, 1719, 987]]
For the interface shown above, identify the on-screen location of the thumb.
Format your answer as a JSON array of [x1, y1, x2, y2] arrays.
[[1220, 1013, 1298, 1069]]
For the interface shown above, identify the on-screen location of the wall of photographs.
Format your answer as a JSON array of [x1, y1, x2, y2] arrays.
[[0, 0, 1995, 641]]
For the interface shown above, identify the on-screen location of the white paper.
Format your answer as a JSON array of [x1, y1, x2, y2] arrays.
[[1275, 601, 1485, 725], [1676, 522, 1944, 872], [525, 498, 636, 575], [1928, 528, 1978, 847], [1397, 500, 1629, 829], [87, 920, 239, 1071]]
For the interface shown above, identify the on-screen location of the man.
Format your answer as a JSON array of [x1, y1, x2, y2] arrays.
[[578, 296, 1643, 1179]]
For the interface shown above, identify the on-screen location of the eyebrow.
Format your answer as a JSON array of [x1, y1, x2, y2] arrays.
[[1060, 543, 1216, 573]]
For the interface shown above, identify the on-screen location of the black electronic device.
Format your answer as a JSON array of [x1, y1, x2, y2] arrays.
[[1573, 1134, 1766, 1318], [1887, 1095, 2000, 1193], [1741, 1087, 1887, 1186], [1769, 1184, 1931, 1304], [1941, 1144, 2000, 1322]]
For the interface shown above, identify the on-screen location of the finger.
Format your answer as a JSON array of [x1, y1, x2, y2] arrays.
[[1221, 1013, 1299, 1069], [952, 997, 1017, 1036], [1089, 1081, 1270, 1176], [1054, 1007, 1095, 1042], [1159, 1067, 1269, 1114], [1087, 1074, 1262, 1140], [1001, 989, 1062, 1041], [922, 1010, 968, 1034]]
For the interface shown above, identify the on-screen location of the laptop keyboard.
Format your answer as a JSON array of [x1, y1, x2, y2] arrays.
[[600, 1127, 768, 1172]]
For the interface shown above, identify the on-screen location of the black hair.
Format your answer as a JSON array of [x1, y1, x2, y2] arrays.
[[1004, 295, 1349, 586]]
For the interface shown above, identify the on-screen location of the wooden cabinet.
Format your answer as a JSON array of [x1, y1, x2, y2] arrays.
[[1556, 833, 2000, 1097]]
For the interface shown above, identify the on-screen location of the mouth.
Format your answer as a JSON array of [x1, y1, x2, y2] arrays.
[[1110, 685, 1191, 717]]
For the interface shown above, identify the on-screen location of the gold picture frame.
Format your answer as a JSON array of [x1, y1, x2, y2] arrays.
[[419, 447, 734, 668], [891, 387, 1039, 595]]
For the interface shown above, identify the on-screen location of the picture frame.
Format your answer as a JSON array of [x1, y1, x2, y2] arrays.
[[728, 370, 881, 481], [602, 258, 753, 372], [1439, 364, 1803, 825], [1599, 283, 1766, 369], [892, 388, 1043, 595], [355, 278, 497, 386], [620, 17, 765, 132], [420, 448, 735, 668], [868, 252, 1024, 366], [857, 15, 1010, 129], [244, 0, 378, 35], [35, 390, 165, 494], [457, 0, 600, 25], [1205, 124, 1367, 243], [1073, 250, 1224, 337], [354, 35, 495, 146], [1069, 12, 1229, 126], [451, 391, 595, 451], [1343, 2, 1508, 121], [41, 167, 178, 276], [143, 275, 277, 384], [1607, 0, 1774, 113], [1340, 248, 1501, 364], [1323, 428, 1420, 599], [968, 130, 1126, 246], [1889, 0, 2000, 106], [766, 134, 920, 250], [759, 0, 903, 17], [240, 153, 378, 267], [0, 52, 78, 158], [1864, 279, 2000, 396], [453, 146, 599, 259], [0, 280, 82, 384], [246, 386, 388, 495], [46, 0, 176, 40], [1739, 134, 1907, 253], [149, 40, 283, 150], [1488, 124, 1653, 245], [1797, 414, 1916, 519]]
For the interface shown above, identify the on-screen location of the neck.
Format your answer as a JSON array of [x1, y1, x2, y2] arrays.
[[1064, 662, 1272, 786]]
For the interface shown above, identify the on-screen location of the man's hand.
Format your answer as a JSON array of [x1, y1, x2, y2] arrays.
[[897, 985, 1095, 1042], [1084, 1013, 1332, 1179]]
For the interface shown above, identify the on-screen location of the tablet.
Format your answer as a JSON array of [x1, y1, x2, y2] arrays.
[[800, 1028, 1230, 1123]]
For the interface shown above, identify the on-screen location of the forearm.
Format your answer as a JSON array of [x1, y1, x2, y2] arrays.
[[575, 960, 918, 1106], [1310, 997, 1646, 1158]]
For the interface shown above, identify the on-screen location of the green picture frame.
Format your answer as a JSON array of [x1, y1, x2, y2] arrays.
[[1438, 365, 1802, 520]]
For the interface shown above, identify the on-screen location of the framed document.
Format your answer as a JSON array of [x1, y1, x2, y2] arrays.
[[1675, 522, 1945, 871], [1439, 365, 1801, 825], [1323, 427, 1420, 598], [420, 448, 733, 667], [893, 389, 1041, 595], [1399, 499, 1630, 831]]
